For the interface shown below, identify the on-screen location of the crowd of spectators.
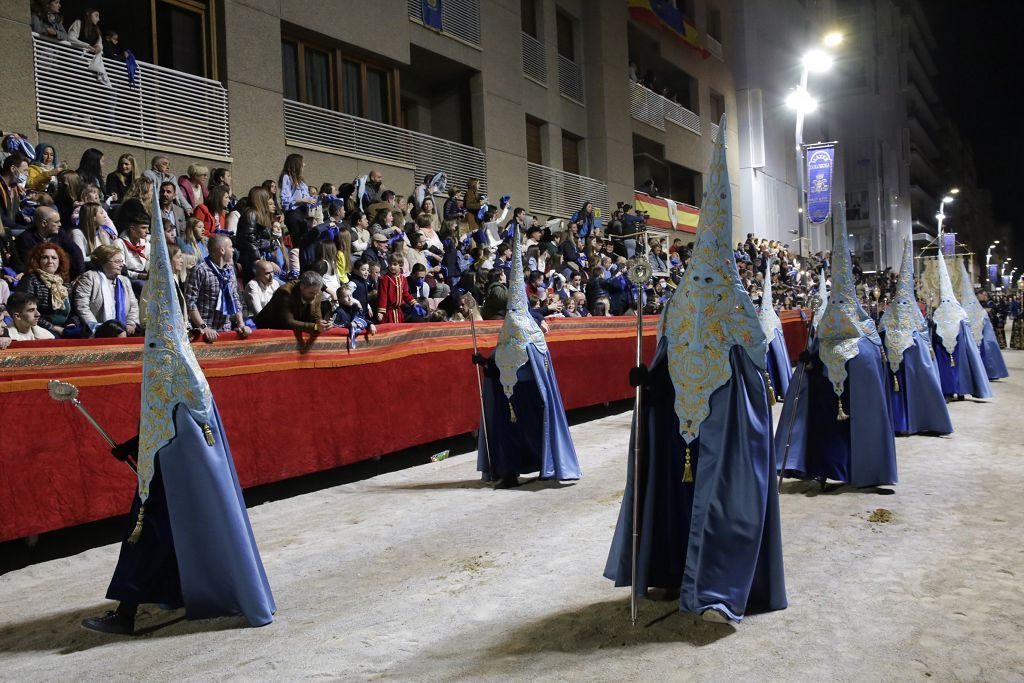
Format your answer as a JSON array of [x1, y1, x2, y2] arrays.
[[4, 124, 1016, 351]]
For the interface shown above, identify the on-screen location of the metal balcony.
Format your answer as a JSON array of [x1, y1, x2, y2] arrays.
[[629, 82, 700, 135], [283, 99, 487, 194], [527, 162, 608, 220], [558, 55, 584, 104], [407, 0, 481, 48], [521, 32, 547, 85], [31, 33, 230, 160]]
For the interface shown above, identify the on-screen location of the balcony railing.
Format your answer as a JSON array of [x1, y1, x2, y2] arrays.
[[407, 0, 481, 48], [283, 99, 487, 195], [557, 55, 584, 104], [521, 32, 547, 84], [629, 82, 700, 135], [527, 162, 608, 220], [31, 34, 230, 160], [706, 35, 723, 60]]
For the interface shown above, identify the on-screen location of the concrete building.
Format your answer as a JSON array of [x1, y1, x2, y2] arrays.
[[0, 0, 746, 241]]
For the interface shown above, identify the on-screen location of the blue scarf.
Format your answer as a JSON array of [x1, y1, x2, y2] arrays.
[[205, 257, 239, 317], [114, 277, 127, 324]]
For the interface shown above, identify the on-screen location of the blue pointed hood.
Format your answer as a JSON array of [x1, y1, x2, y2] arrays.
[[757, 258, 783, 340], [816, 205, 881, 398], [662, 114, 767, 444], [932, 251, 967, 355], [494, 223, 548, 398], [880, 236, 926, 372], [956, 259, 987, 344], [136, 189, 214, 505]]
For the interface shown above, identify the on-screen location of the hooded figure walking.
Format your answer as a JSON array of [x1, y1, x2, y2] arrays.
[[82, 190, 275, 635], [604, 115, 786, 623], [472, 224, 581, 488], [955, 259, 1008, 381], [776, 206, 897, 488], [930, 253, 991, 400], [878, 238, 952, 436]]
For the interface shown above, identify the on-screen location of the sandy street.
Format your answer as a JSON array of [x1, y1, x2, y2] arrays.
[[1, 351, 1023, 682]]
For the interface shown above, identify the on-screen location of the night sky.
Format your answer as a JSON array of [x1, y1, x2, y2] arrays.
[[928, 0, 1024, 264]]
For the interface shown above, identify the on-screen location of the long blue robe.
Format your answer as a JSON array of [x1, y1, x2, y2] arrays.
[[979, 317, 1009, 380], [884, 330, 953, 435], [107, 405, 276, 626], [604, 341, 787, 621], [765, 328, 792, 401], [776, 337, 897, 487], [933, 321, 992, 399], [477, 345, 581, 481]]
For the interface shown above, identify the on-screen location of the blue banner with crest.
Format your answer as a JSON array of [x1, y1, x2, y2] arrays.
[[805, 144, 835, 224], [988, 264, 998, 284]]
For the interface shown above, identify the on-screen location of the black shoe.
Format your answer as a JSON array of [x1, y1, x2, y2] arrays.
[[494, 475, 522, 489], [82, 610, 135, 636]]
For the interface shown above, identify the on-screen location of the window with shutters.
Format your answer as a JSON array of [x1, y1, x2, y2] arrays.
[[526, 117, 543, 164]]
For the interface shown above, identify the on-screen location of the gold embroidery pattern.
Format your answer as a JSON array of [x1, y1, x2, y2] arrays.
[[880, 238, 927, 373], [663, 114, 767, 444]]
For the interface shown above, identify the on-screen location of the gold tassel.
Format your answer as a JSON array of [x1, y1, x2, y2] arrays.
[[682, 446, 694, 483], [893, 375, 900, 392], [837, 399, 849, 421], [127, 505, 145, 544], [202, 423, 216, 446], [764, 372, 777, 405], [509, 401, 517, 423], [545, 356, 550, 372], [950, 355, 955, 368]]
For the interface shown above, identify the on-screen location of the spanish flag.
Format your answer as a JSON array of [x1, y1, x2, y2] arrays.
[[634, 192, 700, 234], [627, 0, 709, 59]]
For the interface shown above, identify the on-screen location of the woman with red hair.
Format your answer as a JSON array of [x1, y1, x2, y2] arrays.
[[16, 242, 73, 336]]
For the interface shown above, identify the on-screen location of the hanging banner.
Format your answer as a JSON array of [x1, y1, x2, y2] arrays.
[[988, 264, 999, 283], [627, 0, 709, 59], [422, 0, 442, 31], [633, 191, 699, 234], [1003, 275, 1012, 289], [805, 144, 835, 224], [942, 232, 956, 256]]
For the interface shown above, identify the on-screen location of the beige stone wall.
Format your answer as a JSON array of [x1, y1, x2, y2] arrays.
[[2, 0, 741, 229]]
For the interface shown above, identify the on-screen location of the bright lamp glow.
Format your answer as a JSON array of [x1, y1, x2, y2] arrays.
[[942, 195, 954, 204], [995, 240, 1000, 244], [823, 31, 843, 48], [935, 212, 944, 220], [786, 88, 817, 113], [949, 188, 960, 195], [803, 49, 833, 73]]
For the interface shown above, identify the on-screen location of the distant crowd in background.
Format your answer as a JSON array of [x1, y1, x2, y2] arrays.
[[2, 123, 1022, 350]]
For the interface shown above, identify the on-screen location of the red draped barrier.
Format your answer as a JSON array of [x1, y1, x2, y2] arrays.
[[0, 318, 657, 542], [780, 310, 812, 362]]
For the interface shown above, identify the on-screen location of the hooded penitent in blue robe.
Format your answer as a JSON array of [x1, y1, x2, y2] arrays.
[[476, 225, 581, 482], [930, 254, 992, 399], [757, 259, 791, 401], [775, 206, 897, 488], [878, 238, 952, 435], [605, 115, 786, 623], [105, 192, 275, 626], [956, 260, 1008, 381]]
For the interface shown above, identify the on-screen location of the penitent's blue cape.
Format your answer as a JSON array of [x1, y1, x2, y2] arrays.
[[775, 205, 896, 487], [107, 190, 274, 626], [956, 260, 1009, 381], [605, 115, 785, 622], [477, 224, 580, 481], [878, 238, 951, 435]]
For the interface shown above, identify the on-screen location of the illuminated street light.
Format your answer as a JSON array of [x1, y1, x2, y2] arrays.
[[786, 87, 818, 113], [823, 31, 843, 48], [803, 49, 834, 73]]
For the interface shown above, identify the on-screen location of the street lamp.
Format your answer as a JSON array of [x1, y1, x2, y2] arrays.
[[791, 33, 841, 259], [935, 189, 958, 236]]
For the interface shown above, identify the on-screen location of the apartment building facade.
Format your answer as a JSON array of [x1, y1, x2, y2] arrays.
[[1, 0, 747, 241]]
